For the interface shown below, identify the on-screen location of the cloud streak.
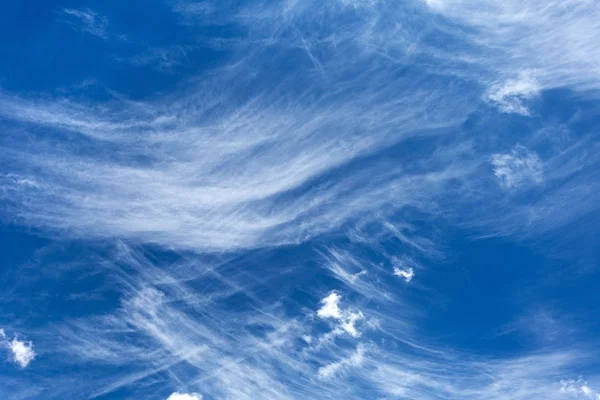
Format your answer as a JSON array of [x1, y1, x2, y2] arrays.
[[62, 8, 109, 39], [11, 242, 590, 400], [1, 0, 597, 253]]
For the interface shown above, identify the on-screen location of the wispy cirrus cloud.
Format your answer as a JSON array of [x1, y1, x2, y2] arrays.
[[317, 344, 367, 380], [61, 8, 109, 39], [561, 378, 600, 399], [1, 1, 599, 399], [1, 0, 597, 253], [17, 242, 591, 400], [0, 60, 474, 251], [422, 0, 600, 92], [127, 46, 192, 72], [491, 145, 544, 189]]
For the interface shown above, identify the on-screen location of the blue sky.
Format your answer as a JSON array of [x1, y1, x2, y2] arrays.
[[1, 0, 600, 399]]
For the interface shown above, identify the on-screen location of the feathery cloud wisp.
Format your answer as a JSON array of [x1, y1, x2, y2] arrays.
[[491, 145, 544, 189], [62, 8, 109, 39]]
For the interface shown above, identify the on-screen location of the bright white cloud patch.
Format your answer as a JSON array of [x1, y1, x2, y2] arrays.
[[8, 339, 36, 368], [0, 329, 36, 368], [317, 292, 343, 319], [317, 291, 364, 338], [393, 266, 414, 283], [167, 392, 203, 400], [491, 145, 544, 189], [2, 0, 596, 255]]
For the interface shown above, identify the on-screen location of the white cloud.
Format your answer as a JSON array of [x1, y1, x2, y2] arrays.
[[8, 339, 36, 368], [317, 344, 367, 380], [370, 351, 593, 400], [560, 378, 600, 399], [491, 145, 544, 189], [422, 0, 600, 93], [167, 392, 203, 400], [62, 8, 109, 39], [34, 243, 600, 400], [0, 330, 36, 368], [0, 84, 469, 252], [339, 311, 363, 338], [172, 1, 214, 24], [393, 267, 414, 283], [317, 291, 364, 338], [323, 247, 390, 300], [0, 1, 598, 399], [61, 251, 301, 400], [0, 0, 594, 260], [126, 46, 192, 71], [317, 292, 343, 319], [0, 0, 485, 254], [485, 71, 540, 115]]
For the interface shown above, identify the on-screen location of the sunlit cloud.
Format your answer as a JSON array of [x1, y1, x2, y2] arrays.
[[166, 392, 203, 400], [0, 329, 36, 368], [393, 266, 414, 283]]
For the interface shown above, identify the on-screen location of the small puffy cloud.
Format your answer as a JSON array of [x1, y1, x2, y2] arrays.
[[0, 330, 36, 368], [167, 392, 203, 400], [9, 339, 36, 368], [317, 291, 364, 338], [491, 145, 543, 189], [486, 71, 540, 116], [393, 267, 414, 283], [317, 292, 343, 319]]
